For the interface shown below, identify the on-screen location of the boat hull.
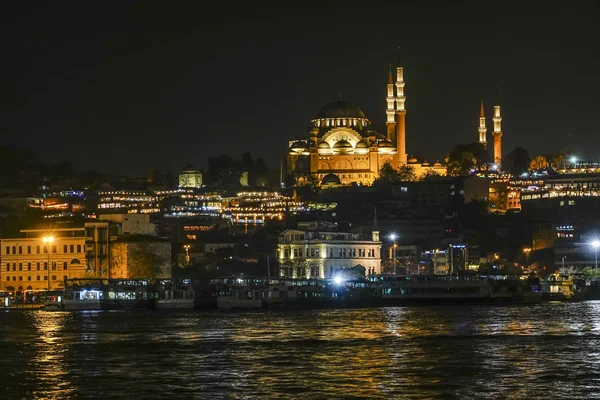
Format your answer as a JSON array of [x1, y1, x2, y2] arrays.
[[63, 300, 102, 310], [155, 299, 195, 309], [217, 298, 263, 309]]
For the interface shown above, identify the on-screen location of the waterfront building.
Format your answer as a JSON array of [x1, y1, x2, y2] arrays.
[[277, 228, 382, 279], [287, 61, 446, 187], [0, 227, 86, 292]]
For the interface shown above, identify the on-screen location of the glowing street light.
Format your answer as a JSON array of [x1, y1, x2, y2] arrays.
[[523, 247, 532, 267], [42, 236, 54, 291], [183, 244, 191, 264], [570, 156, 578, 166], [389, 233, 398, 275], [591, 240, 600, 275]]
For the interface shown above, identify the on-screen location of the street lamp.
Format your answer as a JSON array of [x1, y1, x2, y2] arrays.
[[389, 233, 397, 275], [184, 244, 191, 264], [591, 240, 600, 276], [42, 236, 54, 291], [523, 248, 531, 268]]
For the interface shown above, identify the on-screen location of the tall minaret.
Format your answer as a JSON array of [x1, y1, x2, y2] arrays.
[[478, 99, 487, 149], [395, 61, 407, 165], [386, 65, 396, 140], [492, 88, 503, 168]]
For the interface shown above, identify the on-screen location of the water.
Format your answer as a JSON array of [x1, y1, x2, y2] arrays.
[[2, 303, 600, 399]]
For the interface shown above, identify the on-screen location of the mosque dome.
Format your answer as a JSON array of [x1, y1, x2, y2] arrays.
[[378, 140, 394, 148], [318, 141, 331, 149], [355, 139, 369, 148], [181, 164, 198, 173], [321, 173, 341, 186], [316, 101, 367, 119], [433, 161, 443, 167], [408, 157, 418, 163]]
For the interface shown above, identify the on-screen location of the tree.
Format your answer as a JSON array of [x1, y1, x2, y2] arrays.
[[545, 152, 567, 170], [397, 165, 417, 181], [445, 143, 487, 177], [529, 155, 549, 171], [128, 242, 169, 279], [376, 161, 400, 183], [503, 147, 531, 176], [420, 169, 441, 181]]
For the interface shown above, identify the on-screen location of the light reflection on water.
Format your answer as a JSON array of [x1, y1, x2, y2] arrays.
[[2, 303, 600, 399]]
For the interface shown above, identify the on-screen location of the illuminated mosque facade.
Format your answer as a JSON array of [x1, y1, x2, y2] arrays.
[[286, 61, 446, 187]]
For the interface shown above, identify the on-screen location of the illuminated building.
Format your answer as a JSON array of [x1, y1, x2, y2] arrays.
[[97, 190, 159, 214], [0, 227, 86, 292], [223, 191, 305, 224], [277, 229, 382, 279], [178, 165, 203, 188], [287, 61, 446, 187], [156, 189, 223, 218]]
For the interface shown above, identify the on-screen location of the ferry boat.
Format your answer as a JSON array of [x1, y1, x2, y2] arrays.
[[364, 274, 543, 305], [540, 273, 586, 301], [211, 276, 329, 309], [153, 279, 195, 309], [63, 287, 103, 311], [367, 275, 491, 304]]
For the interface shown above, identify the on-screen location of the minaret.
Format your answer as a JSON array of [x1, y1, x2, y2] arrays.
[[478, 99, 487, 149], [386, 65, 396, 140], [395, 61, 407, 165], [492, 88, 503, 168]]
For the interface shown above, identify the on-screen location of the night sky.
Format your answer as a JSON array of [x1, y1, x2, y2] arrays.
[[2, 2, 598, 176]]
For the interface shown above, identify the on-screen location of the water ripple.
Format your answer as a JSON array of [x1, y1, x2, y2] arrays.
[[2, 304, 600, 399]]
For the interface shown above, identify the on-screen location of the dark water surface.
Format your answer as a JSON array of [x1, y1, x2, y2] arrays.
[[2, 303, 600, 399]]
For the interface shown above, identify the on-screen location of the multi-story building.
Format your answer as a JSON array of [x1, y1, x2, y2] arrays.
[[1, 227, 86, 292], [97, 190, 159, 214], [223, 191, 305, 224], [277, 228, 381, 279]]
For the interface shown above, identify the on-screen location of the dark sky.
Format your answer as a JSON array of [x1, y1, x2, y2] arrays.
[[2, 2, 598, 176]]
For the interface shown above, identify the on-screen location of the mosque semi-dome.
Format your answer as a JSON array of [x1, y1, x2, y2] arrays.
[[316, 101, 367, 119], [321, 173, 341, 186], [333, 139, 352, 149], [318, 141, 331, 149], [378, 140, 394, 148], [290, 140, 309, 151]]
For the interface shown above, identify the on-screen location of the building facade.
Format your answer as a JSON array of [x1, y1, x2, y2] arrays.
[[1, 227, 86, 292], [277, 229, 382, 279]]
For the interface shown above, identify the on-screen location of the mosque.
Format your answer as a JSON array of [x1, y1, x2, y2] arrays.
[[286, 61, 447, 187]]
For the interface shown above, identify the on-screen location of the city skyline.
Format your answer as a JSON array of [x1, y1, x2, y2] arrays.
[[2, 2, 598, 175]]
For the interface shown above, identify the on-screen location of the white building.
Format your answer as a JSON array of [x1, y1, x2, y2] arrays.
[[99, 214, 156, 236], [277, 229, 381, 279]]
